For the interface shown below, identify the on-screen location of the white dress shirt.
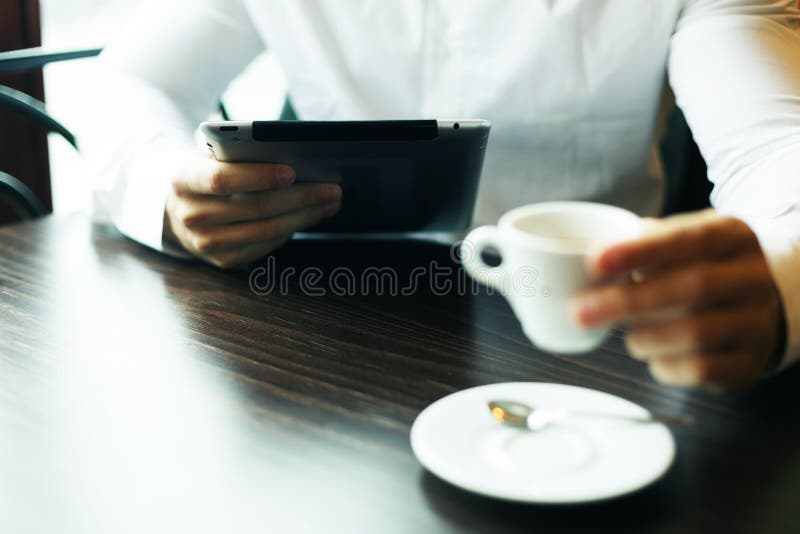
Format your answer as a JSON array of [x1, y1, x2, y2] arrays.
[[78, 0, 800, 370]]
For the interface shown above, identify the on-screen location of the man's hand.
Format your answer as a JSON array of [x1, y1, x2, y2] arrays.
[[164, 157, 342, 268], [572, 209, 784, 392]]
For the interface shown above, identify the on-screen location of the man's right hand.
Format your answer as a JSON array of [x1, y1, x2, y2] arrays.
[[164, 157, 342, 268]]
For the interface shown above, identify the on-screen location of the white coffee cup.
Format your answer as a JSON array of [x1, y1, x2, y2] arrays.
[[461, 202, 642, 353]]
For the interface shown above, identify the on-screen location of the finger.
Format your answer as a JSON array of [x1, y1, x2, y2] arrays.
[[190, 201, 341, 254], [173, 159, 296, 195], [625, 300, 779, 360], [175, 183, 342, 228], [200, 237, 291, 270], [648, 351, 767, 391], [573, 256, 774, 327], [588, 213, 758, 278]]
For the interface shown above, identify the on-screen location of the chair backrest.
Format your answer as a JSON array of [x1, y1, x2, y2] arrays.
[[0, 170, 46, 219], [0, 46, 233, 223], [0, 47, 100, 223], [1, 1, 49, 225], [278, 97, 298, 121], [660, 107, 713, 215]]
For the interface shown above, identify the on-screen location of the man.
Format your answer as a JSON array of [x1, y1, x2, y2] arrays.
[[80, 0, 800, 391]]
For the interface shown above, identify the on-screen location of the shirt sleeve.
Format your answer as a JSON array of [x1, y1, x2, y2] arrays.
[[76, 0, 265, 255], [668, 0, 800, 371]]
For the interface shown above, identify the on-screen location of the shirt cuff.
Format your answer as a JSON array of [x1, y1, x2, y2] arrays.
[[748, 216, 800, 373], [111, 147, 197, 259]]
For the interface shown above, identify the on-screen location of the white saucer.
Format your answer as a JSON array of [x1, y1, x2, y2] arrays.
[[410, 382, 675, 504]]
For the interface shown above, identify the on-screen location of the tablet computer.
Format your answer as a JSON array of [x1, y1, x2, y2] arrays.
[[200, 120, 490, 234]]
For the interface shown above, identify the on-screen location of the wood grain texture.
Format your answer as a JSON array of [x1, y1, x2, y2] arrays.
[[1, 215, 799, 533]]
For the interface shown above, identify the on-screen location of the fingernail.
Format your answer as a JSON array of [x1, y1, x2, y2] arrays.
[[571, 294, 602, 327], [589, 247, 624, 277], [585, 244, 605, 278], [602, 248, 626, 273], [323, 202, 341, 216], [324, 184, 343, 201], [278, 166, 295, 185]]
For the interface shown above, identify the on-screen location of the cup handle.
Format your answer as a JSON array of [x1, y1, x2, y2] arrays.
[[460, 226, 507, 292]]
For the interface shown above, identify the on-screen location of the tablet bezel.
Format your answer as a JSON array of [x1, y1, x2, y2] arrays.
[[200, 119, 491, 235]]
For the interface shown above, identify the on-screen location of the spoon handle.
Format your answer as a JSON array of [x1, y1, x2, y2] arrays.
[[567, 411, 694, 426]]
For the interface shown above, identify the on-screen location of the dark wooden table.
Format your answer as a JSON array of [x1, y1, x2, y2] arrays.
[[2, 215, 799, 533]]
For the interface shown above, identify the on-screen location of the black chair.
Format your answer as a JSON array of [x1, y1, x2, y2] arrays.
[[0, 46, 101, 147], [660, 107, 713, 215], [0, 170, 46, 218], [0, 46, 101, 221], [0, 45, 238, 223]]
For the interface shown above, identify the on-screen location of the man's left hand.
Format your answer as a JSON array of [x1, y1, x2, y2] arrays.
[[572, 209, 784, 392]]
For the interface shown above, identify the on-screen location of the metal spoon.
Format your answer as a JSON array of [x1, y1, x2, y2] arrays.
[[488, 400, 694, 431]]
